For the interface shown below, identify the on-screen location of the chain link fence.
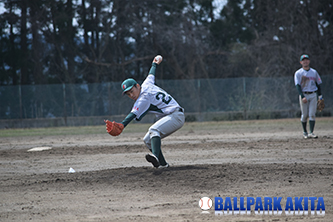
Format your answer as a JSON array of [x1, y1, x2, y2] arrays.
[[0, 75, 332, 123]]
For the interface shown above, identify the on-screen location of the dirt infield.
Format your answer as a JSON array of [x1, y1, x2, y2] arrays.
[[1, 118, 332, 221]]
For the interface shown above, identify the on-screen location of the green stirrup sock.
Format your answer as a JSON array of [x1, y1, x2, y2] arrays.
[[151, 136, 161, 159], [302, 121, 307, 133], [158, 150, 167, 166], [309, 120, 315, 133], [151, 136, 167, 166]]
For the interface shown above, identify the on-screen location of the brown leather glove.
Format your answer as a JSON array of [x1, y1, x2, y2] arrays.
[[104, 120, 124, 136], [317, 99, 325, 112]]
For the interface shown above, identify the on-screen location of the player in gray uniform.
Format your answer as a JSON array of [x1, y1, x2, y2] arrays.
[[294, 54, 323, 139], [120, 55, 185, 168]]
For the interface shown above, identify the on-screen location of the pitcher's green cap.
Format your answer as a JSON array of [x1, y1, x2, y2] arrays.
[[121, 78, 137, 94], [300, 54, 309, 61]]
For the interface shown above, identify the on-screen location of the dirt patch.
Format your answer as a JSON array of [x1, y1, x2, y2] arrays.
[[0, 118, 332, 221]]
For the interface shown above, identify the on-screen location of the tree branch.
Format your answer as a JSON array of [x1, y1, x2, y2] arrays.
[[84, 55, 155, 67]]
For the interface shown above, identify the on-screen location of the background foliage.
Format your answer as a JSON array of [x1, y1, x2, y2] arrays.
[[0, 0, 332, 86]]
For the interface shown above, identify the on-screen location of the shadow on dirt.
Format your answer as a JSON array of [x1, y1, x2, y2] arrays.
[[152, 165, 209, 175]]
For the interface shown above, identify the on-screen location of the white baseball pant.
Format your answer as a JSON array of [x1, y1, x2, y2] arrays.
[[299, 93, 317, 122], [143, 109, 185, 150]]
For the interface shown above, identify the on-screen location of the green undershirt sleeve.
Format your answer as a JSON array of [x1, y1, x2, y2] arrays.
[[296, 84, 304, 98], [148, 63, 157, 76], [316, 83, 322, 96], [121, 112, 136, 127]]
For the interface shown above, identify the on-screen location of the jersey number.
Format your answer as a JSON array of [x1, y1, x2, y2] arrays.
[[156, 92, 172, 104]]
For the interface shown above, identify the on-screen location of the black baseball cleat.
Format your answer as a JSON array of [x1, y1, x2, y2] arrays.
[[145, 153, 160, 168]]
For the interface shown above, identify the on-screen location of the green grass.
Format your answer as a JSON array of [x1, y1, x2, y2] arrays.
[[0, 125, 105, 137], [0, 123, 153, 138], [1, 117, 332, 138]]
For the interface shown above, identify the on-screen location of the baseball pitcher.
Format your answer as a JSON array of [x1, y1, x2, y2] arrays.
[[104, 55, 185, 168], [294, 54, 323, 139]]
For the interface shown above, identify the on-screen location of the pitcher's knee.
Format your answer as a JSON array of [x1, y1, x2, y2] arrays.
[[148, 127, 161, 138]]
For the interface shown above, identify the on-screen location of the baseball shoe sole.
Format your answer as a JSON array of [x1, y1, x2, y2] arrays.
[[145, 153, 160, 168], [158, 163, 169, 169], [308, 133, 318, 138]]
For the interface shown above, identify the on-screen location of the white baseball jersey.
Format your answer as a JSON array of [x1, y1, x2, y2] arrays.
[[294, 68, 322, 92], [131, 74, 181, 121]]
